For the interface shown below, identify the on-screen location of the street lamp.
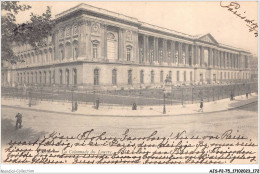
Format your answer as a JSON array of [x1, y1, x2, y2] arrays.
[[163, 88, 166, 114], [71, 88, 74, 112]]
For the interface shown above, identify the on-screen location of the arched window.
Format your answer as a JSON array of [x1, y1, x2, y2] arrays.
[[27, 54, 30, 64], [53, 70, 55, 84], [20, 73, 23, 84], [59, 70, 63, 85], [140, 70, 144, 84], [35, 72, 38, 83], [31, 72, 33, 83], [38, 51, 42, 64], [24, 55, 27, 65], [92, 41, 99, 59], [17, 73, 19, 84], [169, 71, 172, 82], [27, 72, 29, 83], [65, 42, 72, 59], [177, 71, 180, 82], [39, 72, 42, 84], [23, 72, 26, 83], [45, 50, 48, 63], [43, 71, 47, 84], [126, 46, 132, 61], [73, 41, 79, 60], [107, 32, 118, 60], [128, 70, 132, 85], [112, 69, 117, 85], [49, 71, 51, 84], [31, 53, 34, 63], [49, 48, 53, 62], [160, 71, 163, 83], [73, 69, 77, 85], [59, 44, 64, 60], [94, 69, 99, 85], [151, 70, 154, 83], [65, 69, 69, 86]]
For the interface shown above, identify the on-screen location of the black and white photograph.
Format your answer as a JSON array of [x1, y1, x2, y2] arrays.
[[1, 1, 258, 173]]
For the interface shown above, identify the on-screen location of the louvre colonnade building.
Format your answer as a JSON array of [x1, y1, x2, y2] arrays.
[[1, 3, 252, 89]]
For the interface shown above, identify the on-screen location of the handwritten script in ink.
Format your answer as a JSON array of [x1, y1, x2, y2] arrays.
[[220, 1, 258, 37], [3, 129, 257, 164]]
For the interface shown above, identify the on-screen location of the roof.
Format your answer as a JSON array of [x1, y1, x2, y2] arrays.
[[55, 3, 251, 54]]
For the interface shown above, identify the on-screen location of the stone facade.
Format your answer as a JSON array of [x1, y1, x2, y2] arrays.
[[2, 3, 252, 89]]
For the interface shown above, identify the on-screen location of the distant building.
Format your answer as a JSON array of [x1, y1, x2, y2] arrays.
[[248, 56, 258, 81], [1, 3, 252, 89]]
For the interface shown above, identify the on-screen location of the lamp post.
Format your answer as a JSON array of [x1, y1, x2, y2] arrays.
[[163, 88, 166, 114], [71, 88, 74, 112]]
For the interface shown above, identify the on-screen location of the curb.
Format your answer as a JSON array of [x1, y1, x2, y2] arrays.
[[1, 97, 257, 118]]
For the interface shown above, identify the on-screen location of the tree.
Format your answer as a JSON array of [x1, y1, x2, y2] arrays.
[[1, 1, 54, 64]]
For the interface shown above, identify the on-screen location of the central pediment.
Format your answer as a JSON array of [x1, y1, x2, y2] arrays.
[[197, 33, 218, 45]]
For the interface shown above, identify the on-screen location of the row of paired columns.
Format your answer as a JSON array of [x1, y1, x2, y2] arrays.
[[138, 34, 248, 69], [139, 35, 193, 66], [194, 47, 247, 69]]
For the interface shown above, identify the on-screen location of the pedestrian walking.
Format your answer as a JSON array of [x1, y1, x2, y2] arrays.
[[132, 103, 137, 110], [199, 99, 203, 112], [15, 112, 22, 129], [96, 98, 100, 110]]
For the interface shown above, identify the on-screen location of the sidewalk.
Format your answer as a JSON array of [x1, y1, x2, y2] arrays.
[[1, 93, 258, 117]]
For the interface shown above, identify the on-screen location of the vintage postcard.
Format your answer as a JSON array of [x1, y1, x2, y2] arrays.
[[1, 1, 259, 173]]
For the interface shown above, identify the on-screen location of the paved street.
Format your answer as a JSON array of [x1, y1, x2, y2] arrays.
[[2, 102, 258, 147]]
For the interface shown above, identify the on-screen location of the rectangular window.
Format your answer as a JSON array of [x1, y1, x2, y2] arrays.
[[27, 72, 29, 83], [140, 70, 144, 84], [190, 71, 192, 82], [44, 71, 47, 84], [169, 71, 172, 82], [128, 70, 132, 85], [160, 71, 163, 83], [31, 73, 33, 83], [94, 69, 99, 85], [112, 69, 117, 85], [39, 72, 42, 84], [127, 47, 131, 61], [151, 71, 154, 83], [93, 44, 98, 59], [59, 70, 63, 85], [35, 72, 38, 83], [73, 69, 77, 85], [184, 71, 186, 82], [177, 71, 179, 81], [53, 70, 55, 84], [49, 71, 51, 84]]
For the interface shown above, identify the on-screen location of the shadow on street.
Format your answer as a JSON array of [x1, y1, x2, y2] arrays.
[[1, 118, 47, 146]]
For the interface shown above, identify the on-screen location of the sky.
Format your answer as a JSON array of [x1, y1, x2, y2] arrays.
[[9, 1, 258, 56]]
